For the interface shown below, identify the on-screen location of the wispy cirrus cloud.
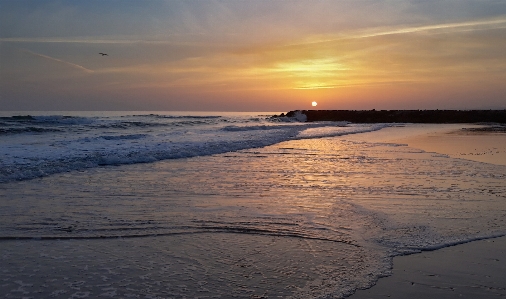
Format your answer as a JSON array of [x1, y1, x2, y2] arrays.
[[356, 17, 506, 38], [21, 49, 94, 73], [2, 37, 175, 44], [0, 34, 216, 46], [3, 17, 505, 49], [287, 16, 506, 47]]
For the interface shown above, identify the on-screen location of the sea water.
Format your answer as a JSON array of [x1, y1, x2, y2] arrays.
[[0, 111, 505, 298], [0, 111, 380, 183]]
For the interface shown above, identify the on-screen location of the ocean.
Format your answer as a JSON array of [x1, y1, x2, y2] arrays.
[[1, 111, 505, 298]]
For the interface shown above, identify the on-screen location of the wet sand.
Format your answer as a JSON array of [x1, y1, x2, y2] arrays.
[[341, 123, 506, 166], [346, 124, 506, 299], [348, 236, 506, 299], [395, 126, 506, 166]]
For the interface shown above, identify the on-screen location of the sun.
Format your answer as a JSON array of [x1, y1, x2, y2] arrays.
[[311, 101, 318, 107]]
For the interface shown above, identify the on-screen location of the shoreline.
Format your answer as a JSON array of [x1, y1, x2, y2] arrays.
[[396, 129, 506, 166], [344, 125, 506, 298], [337, 123, 506, 166], [1, 123, 504, 299], [347, 236, 506, 299]]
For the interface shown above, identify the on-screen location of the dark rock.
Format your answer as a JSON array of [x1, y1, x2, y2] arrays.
[[274, 110, 506, 123]]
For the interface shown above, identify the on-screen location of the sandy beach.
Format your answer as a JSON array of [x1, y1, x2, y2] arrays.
[[346, 124, 506, 299], [1, 122, 505, 299], [395, 126, 506, 166], [341, 123, 506, 165], [348, 236, 506, 299]]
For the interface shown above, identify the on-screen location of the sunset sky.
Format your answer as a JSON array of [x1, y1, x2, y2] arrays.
[[1, 0, 506, 111]]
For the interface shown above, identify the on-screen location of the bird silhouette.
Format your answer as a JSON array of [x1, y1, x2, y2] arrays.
[[99, 53, 108, 56]]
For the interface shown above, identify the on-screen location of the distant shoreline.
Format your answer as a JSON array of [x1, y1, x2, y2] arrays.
[[274, 110, 506, 123]]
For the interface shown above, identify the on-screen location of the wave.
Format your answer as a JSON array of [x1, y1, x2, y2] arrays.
[[0, 115, 223, 136], [99, 134, 148, 141], [0, 115, 94, 125], [222, 124, 296, 132], [400, 233, 506, 254], [3, 223, 502, 259], [0, 138, 291, 182], [127, 113, 222, 119], [0, 127, 64, 135], [93, 120, 217, 130], [0, 223, 360, 247], [0, 113, 388, 183], [297, 123, 388, 139]]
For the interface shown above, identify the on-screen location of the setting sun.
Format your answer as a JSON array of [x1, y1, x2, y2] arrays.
[[312, 101, 318, 107]]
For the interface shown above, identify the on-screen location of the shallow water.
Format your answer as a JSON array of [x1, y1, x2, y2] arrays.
[[1, 131, 505, 298]]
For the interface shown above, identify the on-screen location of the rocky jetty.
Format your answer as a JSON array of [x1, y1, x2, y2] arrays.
[[273, 110, 506, 123]]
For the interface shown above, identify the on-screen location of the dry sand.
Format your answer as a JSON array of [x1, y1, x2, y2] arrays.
[[345, 124, 506, 299]]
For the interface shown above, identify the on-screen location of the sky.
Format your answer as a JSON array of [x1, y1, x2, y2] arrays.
[[1, 0, 506, 111]]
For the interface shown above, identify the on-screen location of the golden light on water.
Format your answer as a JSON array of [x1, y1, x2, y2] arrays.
[[312, 101, 318, 107]]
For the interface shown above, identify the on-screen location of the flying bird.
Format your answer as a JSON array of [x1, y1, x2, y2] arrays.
[[99, 53, 108, 56]]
